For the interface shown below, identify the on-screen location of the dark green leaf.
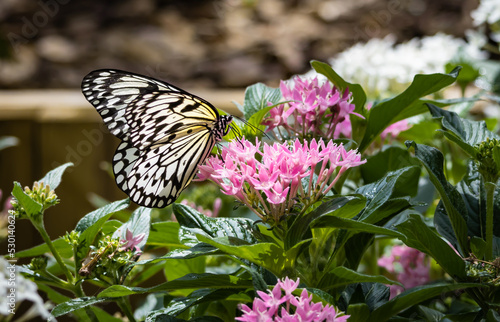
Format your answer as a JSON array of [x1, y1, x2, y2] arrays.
[[369, 283, 482, 321], [317, 266, 401, 290], [312, 215, 405, 239], [406, 141, 470, 255], [395, 214, 466, 280], [427, 103, 500, 157], [360, 146, 420, 184], [98, 273, 253, 298], [51, 297, 110, 317], [356, 166, 420, 224]]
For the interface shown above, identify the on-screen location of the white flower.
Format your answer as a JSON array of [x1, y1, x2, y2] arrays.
[[322, 33, 485, 99], [0, 257, 53, 320], [471, 0, 500, 26]]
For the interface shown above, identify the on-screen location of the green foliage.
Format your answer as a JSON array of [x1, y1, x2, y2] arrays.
[[8, 62, 500, 321]]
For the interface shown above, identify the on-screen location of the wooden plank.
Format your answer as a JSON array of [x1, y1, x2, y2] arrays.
[[0, 89, 244, 121]]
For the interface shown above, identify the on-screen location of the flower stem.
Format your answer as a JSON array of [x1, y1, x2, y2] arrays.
[[32, 218, 75, 283], [484, 182, 495, 260]]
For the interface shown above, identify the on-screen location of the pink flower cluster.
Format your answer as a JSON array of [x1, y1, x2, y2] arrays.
[[197, 138, 365, 223], [377, 245, 430, 299], [262, 76, 363, 140], [236, 277, 349, 322]]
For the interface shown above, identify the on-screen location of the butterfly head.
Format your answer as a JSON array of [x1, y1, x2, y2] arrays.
[[215, 115, 233, 142]]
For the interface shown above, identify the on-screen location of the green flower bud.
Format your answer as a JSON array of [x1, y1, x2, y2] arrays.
[[30, 256, 48, 271]]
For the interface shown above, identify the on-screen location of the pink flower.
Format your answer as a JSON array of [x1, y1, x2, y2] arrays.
[[236, 277, 349, 322], [197, 138, 365, 224], [262, 77, 363, 140], [119, 229, 145, 254], [380, 120, 411, 140], [378, 245, 430, 299]]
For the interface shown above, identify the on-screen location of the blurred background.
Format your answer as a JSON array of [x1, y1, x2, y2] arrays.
[[0, 0, 498, 250]]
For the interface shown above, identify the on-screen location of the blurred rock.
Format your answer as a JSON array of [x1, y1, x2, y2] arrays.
[[36, 35, 80, 63], [0, 0, 480, 89]]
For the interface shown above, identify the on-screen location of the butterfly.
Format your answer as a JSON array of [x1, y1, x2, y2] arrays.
[[81, 69, 233, 208]]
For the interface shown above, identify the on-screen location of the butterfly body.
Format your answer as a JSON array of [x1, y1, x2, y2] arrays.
[[82, 69, 232, 208]]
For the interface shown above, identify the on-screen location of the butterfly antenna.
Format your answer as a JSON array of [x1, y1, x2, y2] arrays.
[[234, 116, 270, 140]]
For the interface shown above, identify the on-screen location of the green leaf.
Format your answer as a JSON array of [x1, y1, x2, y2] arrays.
[[164, 257, 206, 296], [197, 235, 286, 277], [392, 97, 478, 124], [147, 222, 181, 247], [38, 162, 73, 190], [406, 141, 470, 255], [359, 68, 461, 151], [317, 266, 401, 290], [75, 199, 130, 261], [312, 216, 405, 239], [51, 297, 110, 317], [369, 283, 482, 321], [241, 83, 282, 120], [14, 237, 72, 258], [12, 182, 43, 216], [346, 304, 371, 322], [98, 273, 253, 298], [395, 214, 466, 280]]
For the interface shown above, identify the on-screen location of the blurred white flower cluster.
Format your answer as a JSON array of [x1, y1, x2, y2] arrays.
[[325, 33, 485, 99], [472, 0, 500, 43], [0, 257, 53, 320]]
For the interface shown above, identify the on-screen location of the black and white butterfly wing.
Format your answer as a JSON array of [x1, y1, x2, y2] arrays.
[[81, 69, 229, 208]]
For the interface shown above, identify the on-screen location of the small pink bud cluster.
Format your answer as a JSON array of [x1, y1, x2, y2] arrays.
[[262, 76, 363, 140], [377, 245, 430, 299], [119, 229, 145, 255], [197, 138, 365, 224], [236, 277, 349, 322]]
